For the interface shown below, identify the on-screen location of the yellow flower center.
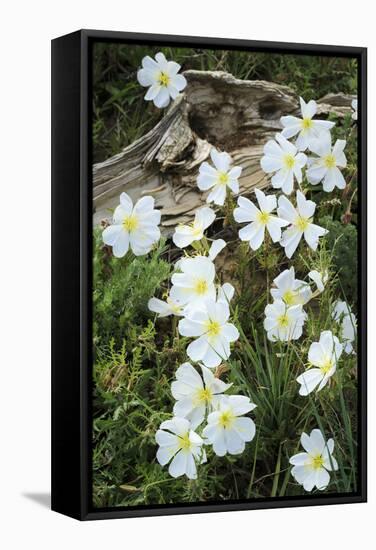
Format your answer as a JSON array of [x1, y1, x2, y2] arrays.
[[277, 314, 289, 328], [196, 387, 213, 404], [218, 172, 229, 185], [194, 278, 208, 295], [191, 223, 203, 237], [301, 117, 313, 130], [205, 320, 221, 338], [283, 154, 296, 169], [257, 211, 271, 225], [283, 290, 296, 306], [218, 410, 235, 429], [295, 215, 310, 232], [320, 358, 333, 375], [122, 214, 138, 233], [178, 433, 192, 451], [324, 154, 336, 168], [158, 72, 170, 87], [167, 299, 182, 315], [311, 454, 324, 470]]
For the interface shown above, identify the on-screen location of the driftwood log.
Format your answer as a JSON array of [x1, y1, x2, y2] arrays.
[[93, 70, 355, 232]]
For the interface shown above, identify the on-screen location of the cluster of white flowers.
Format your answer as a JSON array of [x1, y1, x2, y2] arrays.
[[156, 364, 256, 479], [151, 215, 257, 478], [100, 59, 358, 491], [262, 98, 348, 195]]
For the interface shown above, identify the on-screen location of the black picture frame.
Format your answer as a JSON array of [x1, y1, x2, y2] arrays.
[[51, 29, 367, 521]]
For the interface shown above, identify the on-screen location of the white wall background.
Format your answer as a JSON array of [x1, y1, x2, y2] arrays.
[[1, 1, 373, 548]]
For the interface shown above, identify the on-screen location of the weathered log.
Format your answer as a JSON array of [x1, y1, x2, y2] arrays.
[[93, 70, 354, 232]]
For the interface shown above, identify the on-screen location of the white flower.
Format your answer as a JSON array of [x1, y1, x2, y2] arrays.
[[102, 193, 161, 257], [264, 299, 307, 342], [297, 331, 343, 396], [172, 207, 216, 249], [179, 299, 239, 368], [341, 314, 357, 354], [351, 98, 358, 121], [260, 134, 307, 195], [278, 191, 328, 258], [202, 395, 256, 457], [332, 300, 357, 354], [290, 429, 338, 491], [148, 296, 184, 317], [280, 97, 335, 151], [170, 255, 216, 307], [271, 267, 312, 306], [155, 417, 206, 480], [233, 189, 290, 250], [308, 269, 328, 293], [306, 134, 347, 192], [197, 149, 242, 206], [209, 239, 227, 261], [182, 281, 234, 319], [137, 52, 187, 109], [332, 300, 352, 321], [171, 363, 232, 429]]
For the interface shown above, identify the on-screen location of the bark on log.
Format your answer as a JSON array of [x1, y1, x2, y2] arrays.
[[93, 70, 355, 232]]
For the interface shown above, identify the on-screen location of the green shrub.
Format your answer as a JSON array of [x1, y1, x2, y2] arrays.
[[319, 216, 358, 308], [93, 228, 171, 346]]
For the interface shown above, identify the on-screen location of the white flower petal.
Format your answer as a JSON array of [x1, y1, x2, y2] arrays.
[[297, 368, 324, 396], [218, 282, 235, 304], [221, 323, 239, 342], [196, 206, 216, 231], [224, 428, 245, 455], [266, 216, 288, 243], [233, 417, 256, 442], [171, 73, 187, 92], [160, 417, 190, 436], [280, 226, 303, 258], [277, 195, 298, 223], [315, 467, 330, 490], [210, 149, 232, 172], [229, 395, 256, 416], [300, 97, 317, 119], [179, 317, 207, 338], [144, 83, 161, 101], [209, 239, 226, 260], [207, 184, 227, 206], [112, 231, 130, 257], [255, 188, 276, 213], [289, 452, 309, 466], [168, 450, 187, 478], [296, 190, 315, 218], [301, 429, 326, 456], [304, 223, 327, 251], [234, 196, 260, 222], [187, 335, 209, 362], [102, 224, 122, 246], [153, 86, 170, 108]]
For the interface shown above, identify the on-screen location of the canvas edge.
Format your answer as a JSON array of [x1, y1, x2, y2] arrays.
[[51, 29, 367, 521]]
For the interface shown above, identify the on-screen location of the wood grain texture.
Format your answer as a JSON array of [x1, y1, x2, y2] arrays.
[[93, 71, 354, 232]]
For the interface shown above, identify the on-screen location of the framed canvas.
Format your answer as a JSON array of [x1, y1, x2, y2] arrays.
[[51, 29, 367, 520]]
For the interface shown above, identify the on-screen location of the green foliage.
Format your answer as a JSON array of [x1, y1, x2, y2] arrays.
[[93, 227, 171, 346], [92, 222, 358, 507], [318, 216, 358, 308]]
